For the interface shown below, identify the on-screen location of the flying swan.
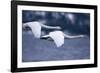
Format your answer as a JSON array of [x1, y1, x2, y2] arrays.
[[41, 31, 85, 47], [23, 21, 61, 38]]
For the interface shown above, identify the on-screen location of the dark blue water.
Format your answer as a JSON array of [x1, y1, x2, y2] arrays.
[[22, 32, 90, 62]]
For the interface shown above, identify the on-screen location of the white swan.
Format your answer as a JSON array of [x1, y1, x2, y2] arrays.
[[23, 21, 61, 38], [41, 31, 85, 47]]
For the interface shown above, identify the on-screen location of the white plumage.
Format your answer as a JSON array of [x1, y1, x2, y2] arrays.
[[49, 31, 64, 47], [42, 31, 64, 47], [23, 21, 61, 38], [24, 22, 42, 38]]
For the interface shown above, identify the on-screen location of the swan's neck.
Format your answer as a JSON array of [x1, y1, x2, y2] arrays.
[[38, 20, 46, 24]]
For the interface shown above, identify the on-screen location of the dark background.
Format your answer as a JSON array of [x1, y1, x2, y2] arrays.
[[22, 10, 90, 36]]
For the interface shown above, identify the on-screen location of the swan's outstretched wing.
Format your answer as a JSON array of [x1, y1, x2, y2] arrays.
[[49, 31, 64, 47], [31, 24, 41, 38], [24, 22, 42, 38]]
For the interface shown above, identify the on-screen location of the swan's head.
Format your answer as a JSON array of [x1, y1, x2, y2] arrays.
[[55, 26, 62, 30], [79, 35, 86, 37]]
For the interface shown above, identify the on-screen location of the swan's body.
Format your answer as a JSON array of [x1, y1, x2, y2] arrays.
[[42, 31, 64, 47], [23, 22, 42, 38], [41, 31, 85, 47], [23, 21, 61, 38]]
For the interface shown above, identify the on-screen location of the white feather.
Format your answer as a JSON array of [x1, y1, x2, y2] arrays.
[[49, 31, 64, 47], [24, 22, 42, 38]]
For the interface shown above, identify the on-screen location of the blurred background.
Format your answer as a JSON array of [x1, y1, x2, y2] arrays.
[[22, 10, 90, 36], [22, 10, 90, 62]]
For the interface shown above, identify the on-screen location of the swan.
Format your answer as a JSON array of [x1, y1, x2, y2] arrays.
[[23, 21, 61, 38], [41, 31, 85, 47]]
